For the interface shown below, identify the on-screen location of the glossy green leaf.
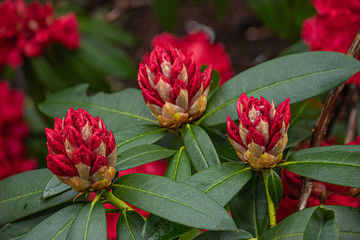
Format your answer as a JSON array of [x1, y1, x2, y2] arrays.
[[266, 169, 283, 207], [112, 174, 237, 230], [260, 206, 360, 240], [0, 205, 67, 240], [183, 162, 252, 206], [0, 169, 76, 225], [165, 146, 192, 182], [141, 214, 191, 240], [117, 211, 145, 240], [193, 229, 253, 240], [285, 145, 360, 188], [115, 144, 175, 171], [182, 124, 220, 172], [66, 202, 107, 240], [114, 125, 168, 153], [303, 206, 339, 240], [41, 175, 71, 200], [230, 174, 269, 238], [23, 204, 84, 240], [39, 84, 156, 132], [198, 51, 360, 126]]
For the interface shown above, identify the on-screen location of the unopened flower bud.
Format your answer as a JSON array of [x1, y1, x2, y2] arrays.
[[227, 93, 290, 169], [138, 44, 212, 129], [45, 108, 117, 192]]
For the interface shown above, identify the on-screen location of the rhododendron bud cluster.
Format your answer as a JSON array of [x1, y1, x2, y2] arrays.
[[0, 81, 36, 180], [45, 108, 116, 192], [138, 44, 212, 129], [302, 0, 360, 86], [227, 93, 290, 169], [0, 0, 80, 69], [146, 31, 234, 85]]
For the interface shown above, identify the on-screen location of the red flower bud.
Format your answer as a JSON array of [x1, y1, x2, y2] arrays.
[[138, 44, 212, 129], [46, 108, 117, 192], [227, 93, 290, 168]]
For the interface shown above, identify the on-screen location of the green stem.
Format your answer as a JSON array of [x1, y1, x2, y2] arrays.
[[102, 190, 134, 212], [261, 169, 277, 228]]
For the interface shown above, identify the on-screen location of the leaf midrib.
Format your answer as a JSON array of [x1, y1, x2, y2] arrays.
[[116, 149, 174, 168], [116, 128, 167, 148], [186, 125, 209, 169], [44, 100, 157, 124], [112, 184, 227, 223], [198, 67, 350, 124]]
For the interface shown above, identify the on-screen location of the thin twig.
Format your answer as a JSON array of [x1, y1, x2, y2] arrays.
[[344, 84, 358, 144], [296, 28, 360, 211]]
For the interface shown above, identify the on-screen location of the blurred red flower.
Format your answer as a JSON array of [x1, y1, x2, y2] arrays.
[[145, 31, 234, 85], [302, 0, 360, 86], [0, 81, 37, 180], [276, 138, 360, 222], [0, 0, 80, 69]]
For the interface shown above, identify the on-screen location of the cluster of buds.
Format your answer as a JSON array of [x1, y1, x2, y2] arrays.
[[227, 93, 290, 169], [138, 44, 212, 129], [45, 108, 116, 192], [0, 0, 79, 69]]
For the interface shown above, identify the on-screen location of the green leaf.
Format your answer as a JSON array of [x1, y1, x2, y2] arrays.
[[260, 206, 359, 240], [23, 204, 84, 240], [112, 174, 237, 231], [183, 163, 252, 206], [39, 84, 156, 132], [41, 175, 71, 200], [141, 214, 191, 240], [165, 146, 192, 182], [153, 0, 179, 31], [115, 144, 176, 171], [284, 145, 360, 188], [0, 169, 76, 225], [287, 119, 315, 148], [193, 229, 253, 240], [0, 205, 67, 240], [66, 202, 107, 240], [78, 17, 136, 47], [303, 206, 339, 240], [230, 174, 269, 238], [117, 211, 145, 240], [182, 124, 220, 172], [80, 34, 136, 79], [203, 126, 240, 163], [114, 125, 168, 153], [266, 169, 283, 207], [198, 51, 360, 127]]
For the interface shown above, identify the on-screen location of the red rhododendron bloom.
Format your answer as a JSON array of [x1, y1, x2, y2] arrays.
[[45, 108, 117, 192], [138, 44, 212, 129], [147, 31, 234, 85], [302, 0, 360, 86], [227, 93, 290, 168], [0, 0, 80, 69], [0, 81, 37, 180]]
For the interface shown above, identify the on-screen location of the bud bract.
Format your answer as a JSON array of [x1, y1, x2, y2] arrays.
[[45, 108, 117, 192], [138, 44, 212, 129], [227, 93, 290, 169]]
